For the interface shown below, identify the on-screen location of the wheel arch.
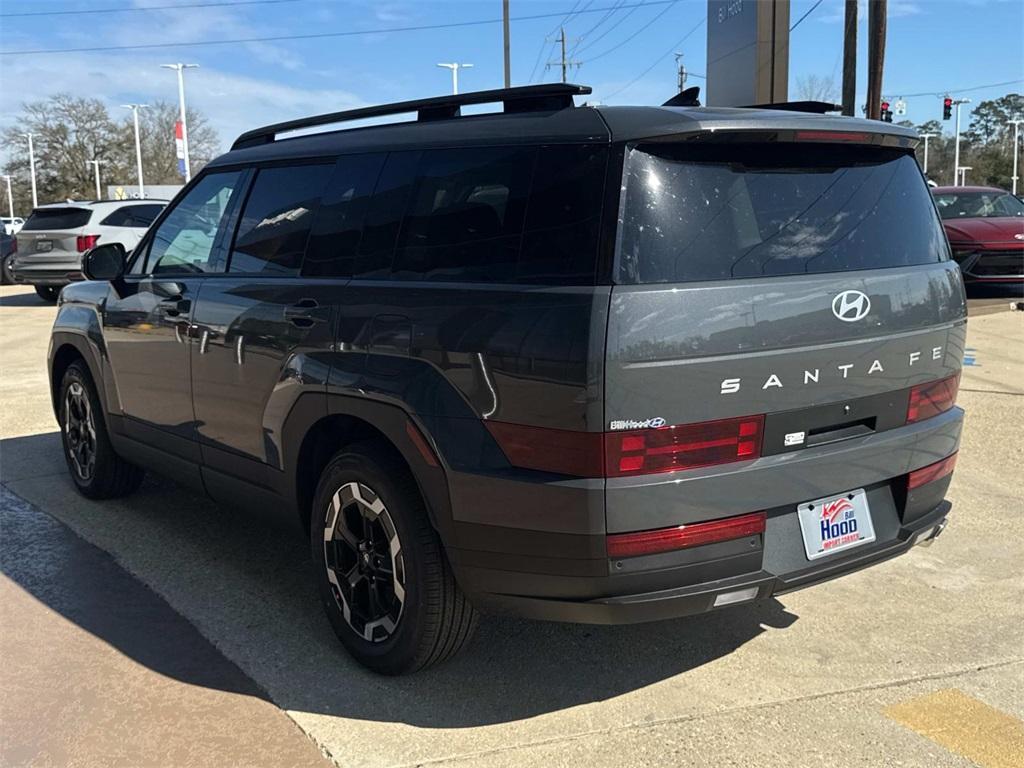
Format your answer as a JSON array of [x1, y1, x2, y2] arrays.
[[49, 333, 105, 422]]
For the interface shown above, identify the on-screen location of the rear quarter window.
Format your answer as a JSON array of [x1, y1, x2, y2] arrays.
[[616, 144, 949, 284], [21, 207, 92, 231]]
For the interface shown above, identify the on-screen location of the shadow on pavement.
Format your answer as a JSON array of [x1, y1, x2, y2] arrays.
[[1, 431, 798, 729], [0, 291, 50, 308]]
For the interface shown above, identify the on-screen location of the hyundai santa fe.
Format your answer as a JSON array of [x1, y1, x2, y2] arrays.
[[48, 84, 965, 674]]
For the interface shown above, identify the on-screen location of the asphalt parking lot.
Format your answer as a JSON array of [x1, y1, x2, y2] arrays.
[[1, 283, 1022, 768]]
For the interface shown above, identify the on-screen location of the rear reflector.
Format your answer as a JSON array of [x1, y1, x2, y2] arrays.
[[605, 415, 764, 477], [907, 374, 960, 423], [76, 234, 100, 252], [908, 452, 958, 490], [484, 421, 604, 478], [607, 511, 766, 559]]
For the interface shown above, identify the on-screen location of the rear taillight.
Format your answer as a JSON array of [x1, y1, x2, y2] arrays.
[[907, 374, 960, 423], [794, 130, 873, 143], [486, 415, 765, 479], [605, 415, 764, 477], [76, 234, 100, 252], [908, 452, 958, 490], [607, 511, 766, 558]]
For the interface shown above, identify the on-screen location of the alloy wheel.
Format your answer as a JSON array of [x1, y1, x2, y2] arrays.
[[323, 481, 406, 642], [64, 381, 96, 481]]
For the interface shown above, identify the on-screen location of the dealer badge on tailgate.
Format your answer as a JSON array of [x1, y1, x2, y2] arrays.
[[797, 488, 876, 561]]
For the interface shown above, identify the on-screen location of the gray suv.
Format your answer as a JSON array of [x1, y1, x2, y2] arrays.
[[48, 85, 965, 674]]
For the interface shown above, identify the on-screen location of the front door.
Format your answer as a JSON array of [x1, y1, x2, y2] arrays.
[[103, 170, 246, 458]]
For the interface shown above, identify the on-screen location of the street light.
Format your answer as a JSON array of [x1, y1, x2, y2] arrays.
[[161, 63, 199, 181], [22, 133, 37, 208], [949, 97, 970, 186], [2, 175, 13, 219], [121, 102, 148, 198], [86, 160, 103, 200], [436, 62, 473, 95], [918, 132, 937, 177], [958, 166, 972, 186], [1010, 118, 1023, 196]]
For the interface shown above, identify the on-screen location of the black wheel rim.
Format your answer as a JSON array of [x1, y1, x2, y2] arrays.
[[323, 481, 406, 642], [63, 381, 96, 481]]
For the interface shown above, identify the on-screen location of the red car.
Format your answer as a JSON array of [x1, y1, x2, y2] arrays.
[[931, 186, 1024, 284]]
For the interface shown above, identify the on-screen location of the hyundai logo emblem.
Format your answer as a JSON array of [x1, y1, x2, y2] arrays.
[[832, 290, 871, 322]]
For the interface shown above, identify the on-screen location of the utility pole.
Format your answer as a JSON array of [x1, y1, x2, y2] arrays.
[[22, 133, 38, 209], [436, 62, 473, 95], [3, 175, 14, 219], [161, 63, 199, 181], [1007, 118, 1024, 195], [921, 135, 937, 179], [674, 53, 687, 92], [86, 160, 103, 200], [502, 0, 511, 89], [866, 0, 887, 120], [950, 97, 970, 186], [546, 27, 580, 83], [841, 0, 857, 116], [122, 104, 148, 198]]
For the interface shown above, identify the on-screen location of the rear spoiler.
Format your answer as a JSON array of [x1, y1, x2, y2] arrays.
[[741, 100, 842, 114]]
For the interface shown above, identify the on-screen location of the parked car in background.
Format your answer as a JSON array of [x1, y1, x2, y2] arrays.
[[1, 229, 17, 284], [2, 216, 25, 235], [12, 200, 166, 301], [931, 186, 1024, 285]]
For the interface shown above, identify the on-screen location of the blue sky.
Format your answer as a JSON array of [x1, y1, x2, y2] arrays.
[[0, 0, 1021, 158]]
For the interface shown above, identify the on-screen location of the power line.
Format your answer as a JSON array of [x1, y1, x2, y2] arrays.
[[583, 0, 680, 64], [892, 78, 1024, 99], [574, 1, 644, 56], [604, 16, 706, 101], [790, 0, 824, 32], [529, 0, 587, 83], [0, 0, 299, 19], [0, 0, 678, 57], [569, 0, 625, 55]]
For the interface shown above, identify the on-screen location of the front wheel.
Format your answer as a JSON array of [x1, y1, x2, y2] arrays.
[[311, 443, 478, 674], [0, 253, 14, 285], [34, 285, 60, 303]]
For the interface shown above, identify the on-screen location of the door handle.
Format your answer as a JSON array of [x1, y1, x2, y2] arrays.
[[284, 298, 327, 328], [159, 298, 192, 318]]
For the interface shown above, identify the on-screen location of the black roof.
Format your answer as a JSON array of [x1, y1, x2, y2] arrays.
[[208, 84, 918, 169]]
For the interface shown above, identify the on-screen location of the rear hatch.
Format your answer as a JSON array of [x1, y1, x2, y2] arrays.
[[16, 206, 94, 265], [605, 135, 966, 534]]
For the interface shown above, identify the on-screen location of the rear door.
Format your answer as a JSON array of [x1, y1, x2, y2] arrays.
[[15, 206, 92, 269], [605, 138, 966, 531]]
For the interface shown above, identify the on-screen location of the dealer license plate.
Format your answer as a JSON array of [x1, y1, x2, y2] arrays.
[[36, 240, 53, 252], [797, 488, 876, 561]]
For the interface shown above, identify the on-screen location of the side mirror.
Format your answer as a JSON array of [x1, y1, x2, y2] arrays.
[[82, 242, 127, 281]]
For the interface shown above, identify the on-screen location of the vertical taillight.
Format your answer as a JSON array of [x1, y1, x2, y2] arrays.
[[76, 234, 100, 252], [604, 415, 764, 477], [908, 452, 958, 490], [907, 374, 960, 423]]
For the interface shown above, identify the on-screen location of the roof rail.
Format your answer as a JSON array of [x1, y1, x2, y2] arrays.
[[741, 100, 843, 114], [231, 83, 592, 150]]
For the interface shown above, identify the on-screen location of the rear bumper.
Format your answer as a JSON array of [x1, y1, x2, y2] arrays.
[[466, 501, 950, 624], [11, 261, 84, 286]]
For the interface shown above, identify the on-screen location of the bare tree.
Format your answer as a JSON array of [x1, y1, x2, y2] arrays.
[[796, 74, 838, 103], [125, 100, 221, 186]]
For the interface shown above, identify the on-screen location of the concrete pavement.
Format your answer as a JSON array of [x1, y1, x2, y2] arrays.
[[1, 284, 1022, 767]]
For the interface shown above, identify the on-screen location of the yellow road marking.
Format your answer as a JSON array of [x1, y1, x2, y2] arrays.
[[885, 688, 1024, 768]]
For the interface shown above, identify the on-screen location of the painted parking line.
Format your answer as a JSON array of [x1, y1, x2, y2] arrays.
[[885, 688, 1024, 768]]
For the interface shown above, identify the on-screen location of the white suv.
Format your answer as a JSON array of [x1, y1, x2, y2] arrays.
[[12, 200, 166, 302]]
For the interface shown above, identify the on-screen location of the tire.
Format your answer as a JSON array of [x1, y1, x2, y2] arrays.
[[0, 253, 14, 285], [35, 285, 60, 303], [59, 361, 145, 499], [311, 442, 478, 674]]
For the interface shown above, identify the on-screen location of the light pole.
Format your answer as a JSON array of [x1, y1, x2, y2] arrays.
[[950, 97, 970, 186], [959, 166, 972, 186], [919, 132, 936, 177], [2, 175, 13, 219], [1011, 117, 1019, 196], [436, 62, 473, 95], [86, 160, 103, 200], [23, 133, 38, 208], [161, 63, 199, 181], [121, 104, 148, 198]]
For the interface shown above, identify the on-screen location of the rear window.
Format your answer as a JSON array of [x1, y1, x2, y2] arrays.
[[21, 207, 92, 231], [616, 144, 949, 284]]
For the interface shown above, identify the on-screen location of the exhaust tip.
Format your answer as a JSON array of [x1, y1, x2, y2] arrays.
[[915, 518, 947, 548]]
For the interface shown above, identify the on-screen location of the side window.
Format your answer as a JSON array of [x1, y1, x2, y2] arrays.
[[129, 204, 165, 227], [391, 146, 535, 282], [227, 164, 334, 276], [352, 151, 419, 278], [302, 153, 385, 277], [146, 171, 243, 275], [519, 144, 608, 283], [99, 207, 133, 227]]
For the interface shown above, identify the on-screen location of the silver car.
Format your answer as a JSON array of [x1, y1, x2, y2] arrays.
[[13, 200, 166, 302]]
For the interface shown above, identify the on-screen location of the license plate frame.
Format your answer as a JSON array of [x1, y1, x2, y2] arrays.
[[35, 240, 53, 252], [797, 488, 876, 561]]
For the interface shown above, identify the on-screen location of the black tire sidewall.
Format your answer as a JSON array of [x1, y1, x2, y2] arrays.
[[35, 285, 59, 303], [311, 447, 437, 673], [59, 363, 115, 496], [0, 254, 13, 285]]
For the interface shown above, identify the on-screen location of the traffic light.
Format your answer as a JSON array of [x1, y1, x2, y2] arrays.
[[881, 101, 892, 122], [943, 97, 953, 120]]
